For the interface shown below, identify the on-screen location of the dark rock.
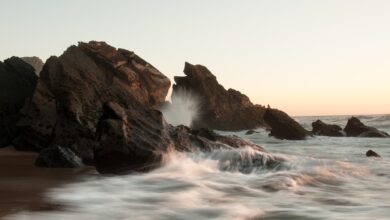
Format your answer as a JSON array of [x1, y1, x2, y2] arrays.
[[366, 150, 380, 158], [94, 102, 173, 174], [95, 102, 277, 174], [311, 120, 344, 137], [0, 57, 38, 147], [169, 125, 264, 152], [245, 130, 258, 135], [344, 117, 389, 138], [263, 108, 310, 140], [15, 41, 171, 164], [172, 62, 266, 131], [35, 145, 83, 168], [21, 56, 44, 75]]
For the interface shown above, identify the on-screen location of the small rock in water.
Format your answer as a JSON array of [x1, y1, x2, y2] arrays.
[[245, 130, 258, 135], [311, 120, 344, 137], [344, 117, 389, 138], [366, 150, 381, 158]]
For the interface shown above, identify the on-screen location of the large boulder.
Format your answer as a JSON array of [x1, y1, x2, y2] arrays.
[[172, 62, 266, 131], [0, 57, 38, 147], [344, 117, 389, 138], [95, 102, 172, 174], [14, 41, 171, 164], [263, 108, 310, 140], [311, 120, 344, 137], [21, 56, 44, 75], [95, 102, 279, 174]]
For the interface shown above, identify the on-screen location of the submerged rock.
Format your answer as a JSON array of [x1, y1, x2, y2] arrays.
[[21, 56, 44, 75], [94, 102, 277, 174], [245, 130, 258, 135], [0, 57, 38, 147], [264, 108, 310, 140], [366, 150, 381, 158], [14, 41, 171, 164], [344, 117, 389, 138], [311, 120, 344, 137], [172, 62, 266, 131]]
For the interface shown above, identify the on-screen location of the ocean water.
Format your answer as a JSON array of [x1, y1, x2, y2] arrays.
[[5, 115, 390, 220]]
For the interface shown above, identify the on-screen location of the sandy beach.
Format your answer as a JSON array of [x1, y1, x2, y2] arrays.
[[0, 146, 92, 218]]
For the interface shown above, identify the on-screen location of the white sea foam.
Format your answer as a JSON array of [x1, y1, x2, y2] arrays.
[[5, 115, 390, 220]]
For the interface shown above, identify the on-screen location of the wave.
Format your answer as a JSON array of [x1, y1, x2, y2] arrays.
[[4, 146, 374, 220]]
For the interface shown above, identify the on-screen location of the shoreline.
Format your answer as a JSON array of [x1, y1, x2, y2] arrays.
[[0, 146, 93, 218]]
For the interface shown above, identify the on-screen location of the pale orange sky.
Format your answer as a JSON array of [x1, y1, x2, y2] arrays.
[[0, 0, 389, 116]]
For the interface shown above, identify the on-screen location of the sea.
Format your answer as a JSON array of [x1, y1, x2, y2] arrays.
[[5, 114, 390, 220]]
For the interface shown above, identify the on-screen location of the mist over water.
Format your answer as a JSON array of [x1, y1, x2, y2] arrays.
[[160, 89, 200, 127], [5, 115, 390, 220]]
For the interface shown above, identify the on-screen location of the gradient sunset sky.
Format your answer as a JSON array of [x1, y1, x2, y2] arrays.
[[1, 0, 389, 116]]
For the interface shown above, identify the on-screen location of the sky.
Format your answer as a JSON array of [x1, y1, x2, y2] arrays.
[[0, 0, 389, 116]]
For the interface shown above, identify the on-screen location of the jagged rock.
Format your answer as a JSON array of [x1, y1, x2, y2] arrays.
[[344, 117, 389, 138], [21, 56, 44, 75], [263, 108, 310, 140], [95, 102, 277, 174], [14, 41, 171, 164], [366, 149, 380, 157], [172, 62, 266, 131], [35, 145, 83, 168], [94, 102, 173, 174], [0, 57, 38, 147], [311, 120, 344, 137]]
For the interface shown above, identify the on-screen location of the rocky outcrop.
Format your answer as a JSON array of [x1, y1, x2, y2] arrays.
[[14, 41, 171, 164], [0, 57, 38, 147], [311, 120, 344, 137], [264, 108, 310, 140], [21, 56, 44, 75], [94, 102, 277, 174], [172, 62, 266, 131], [344, 117, 389, 138], [366, 150, 380, 157], [35, 145, 83, 168]]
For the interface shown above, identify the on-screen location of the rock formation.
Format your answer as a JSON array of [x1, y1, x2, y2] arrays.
[[0, 57, 38, 147], [172, 62, 266, 131], [21, 56, 44, 75], [14, 41, 171, 163], [311, 120, 344, 137], [94, 101, 280, 174], [344, 117, 389, 138], [263, 108, 310, 140]]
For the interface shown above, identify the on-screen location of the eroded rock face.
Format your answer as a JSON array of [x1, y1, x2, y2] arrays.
[[172, 62, 266, 131], [344, 117, 389, 138], [35, 145, 83, 168], [311, 120, 344, 137], [94, 102, 277, 174], [95, 102, 172, 174], [14, 41, 171, 163], [0, 57, 38, 147], [264, 108, 310, 140], [21, 57, 44, 75]]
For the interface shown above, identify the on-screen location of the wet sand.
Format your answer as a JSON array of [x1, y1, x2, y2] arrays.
[[0, 146, 93, 218]]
